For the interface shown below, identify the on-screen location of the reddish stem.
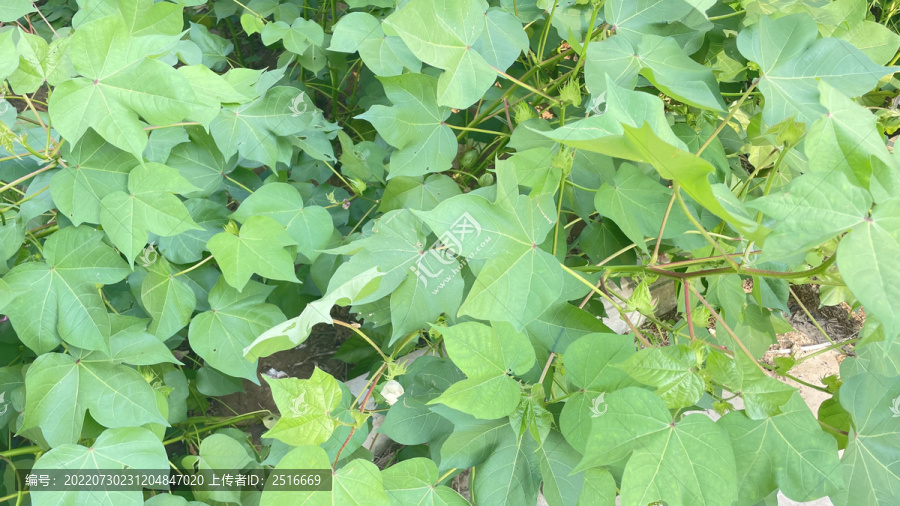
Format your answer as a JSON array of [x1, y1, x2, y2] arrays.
[[684, 281, 696, 341], [332, 365, 386, 468]]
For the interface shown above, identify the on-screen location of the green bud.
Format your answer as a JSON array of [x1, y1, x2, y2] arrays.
[[550, 146, 575, 176], [349, 178, 367, 196], [514, 101, 536, 124], [690, 303, 710, 328], [768, 117, 806, 147], [713, 400, 732, 416], [223, 220, 240, 236], [460, 149, 479, 169], [559, 79, 582, 107], [625, 279, 655, 315], [478, 172, 494, 187]]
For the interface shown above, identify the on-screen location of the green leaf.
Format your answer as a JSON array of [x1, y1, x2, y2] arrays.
[[706, 351, 794, 419], [7, 31, 75, 94], [616, 344, 704, 409], [207, 215, 300, 292], [0, 0, 35, 22], [719, 393, 843, 504], [385, 0, 528, 108], [378, 174, 462, 212], [837, 200, 900, 341], [3, 226, 129, 354], [188, 22, 233, 71], [244, 266, 383, 360], [382, 458, 468, 505], [389, 249, 464, 344], [472, 426, 542, 506], [158, 199, 230, 264], [107, 314, 181, 366], [189, 277, 285, 383], [21, 352, 167, 447], [357, 74, 456, 178], [326, 209, 463, 343], [436, 408, 509, 470], [31, 427, 167, 506], [48, 15, 197, 158], [540, 429, 615, 506], [621, 123, 759, 236], [604, 0, 694, 44], [100, 162, 201, 264], [261, 18, 324, 55], [580, 387, 738, 505], [805, 81, 899, 200], [748, 172, 872, 259], [534, 77, 686, 161], [231, 182, 334, 263], [0, 28, 17, 82], [261, 445, 389, 506], [831, 372, 900, 506], [737, 13, 892, 125], [524, 302, 615, 353], [193, 432, 258, 504], [209, 86, 321, 169], [380, 357, 463, 445], [429, 321, 535, 419], [586, 34, 725, 111], [165, 125, 235, 198], [560, 333, 636, 448], [262, 368, 342, 446], [144, 126, 189, 163], [593, 163, 695, 253], [140, 257, 196, 340], [50, 131, 137, 226], [330, 12, 421, 76], [414, 164, 564, 329]]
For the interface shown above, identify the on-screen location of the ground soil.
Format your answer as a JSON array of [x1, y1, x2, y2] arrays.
[[207, 308, 354, 444]]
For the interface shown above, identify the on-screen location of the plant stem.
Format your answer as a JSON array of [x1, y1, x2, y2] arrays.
[[689, 284, 766, 372], [490, 65, 561, 105], [436, 468, 457, 485], [788, 287, 835, 344], [675, 187, 741, 271], [174, 255, 215, 277], [334, 364, 386, 467], [144, 122, 202, 131], [224, 173, 254, 194], [651, 190, 677, 264], [708, 9, 745, 21], [0, 446, 42, 459], [334, 320, 390, 362], [0, 490, 28, 504], [444, 124, 508, 136], [793, 338, 859, 365], [697, 78, 758, 156], [552, 172, 566, 256], [0, 162, 57, 196], [162, 411, 270, 446], [573, 1, 603, 76], [559, 264, 653, 348], [684, 281, 696, 341]]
